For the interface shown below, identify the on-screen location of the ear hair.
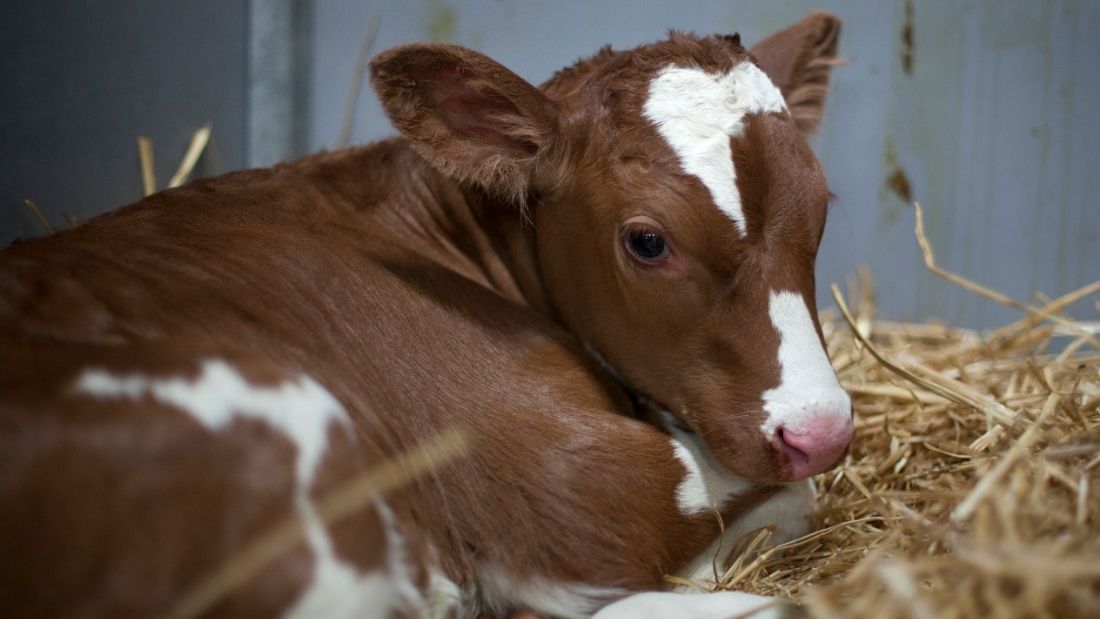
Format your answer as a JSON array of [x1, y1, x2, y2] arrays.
[[785, 55, 846, 134], [749, 11, 843, 134], [370, 44, 559, 204]]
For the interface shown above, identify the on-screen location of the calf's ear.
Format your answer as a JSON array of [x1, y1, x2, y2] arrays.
[[749, 11, 842, 134], [370, 44, 559, 203]]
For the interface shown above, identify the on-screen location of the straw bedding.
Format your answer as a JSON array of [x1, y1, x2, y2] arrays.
[[702, 212, 1100, 618]]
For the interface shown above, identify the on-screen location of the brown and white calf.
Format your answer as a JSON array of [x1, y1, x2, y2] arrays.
[[0, 11, 847, 618]]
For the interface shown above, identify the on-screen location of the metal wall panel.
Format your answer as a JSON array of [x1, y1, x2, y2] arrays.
[[0, 1, 250, 243], [4, 1, 1094, 329]]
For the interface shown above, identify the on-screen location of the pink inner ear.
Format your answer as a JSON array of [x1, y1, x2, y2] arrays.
[[426, 65, 539, 156]]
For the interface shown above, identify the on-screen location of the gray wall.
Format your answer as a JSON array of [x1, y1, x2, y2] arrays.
[[3, 1, 1097, 329], [308, 0, 1100, 329], [0, 1, 251, 242]]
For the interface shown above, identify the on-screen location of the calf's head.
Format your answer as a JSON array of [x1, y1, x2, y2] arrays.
[[371, 12, 851, 484]]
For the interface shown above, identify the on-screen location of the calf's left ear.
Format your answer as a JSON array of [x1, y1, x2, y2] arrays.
[[749, 11, 842, 134], [370, 44, 559, 203]]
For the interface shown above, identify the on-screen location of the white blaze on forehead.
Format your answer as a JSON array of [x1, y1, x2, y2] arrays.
[[642, 61, 787, 237], [76, 361, 423, 618], [760, 290, 851, 438]]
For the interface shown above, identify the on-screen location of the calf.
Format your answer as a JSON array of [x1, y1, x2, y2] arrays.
[[0, 11, 847, 618]]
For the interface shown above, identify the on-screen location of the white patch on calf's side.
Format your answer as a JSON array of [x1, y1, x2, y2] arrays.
[[75, 359, 350, 485], [477, 566, 626, 619], [284, 520, 390, 619], [285, 499, 425, 619], [759, 290, 850, 439], [424, 568, 462, 618], [643, 61, 787, 237], [592, 590, 790, 619], [76, 361, 425, 618]]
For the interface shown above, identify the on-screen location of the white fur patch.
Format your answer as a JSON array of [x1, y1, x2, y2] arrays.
[[424, 568, 463, 618], [75, 361, 420, 618], [75, 359, 349, 484], [643, 61, 787, 237], [726, 478, 816, 546], [668, 423, 751, 515], [478, 566, 626, 619], [759, 290, 850, 439], [592, 590, 789, 619], [284, 509, 389, 619], [285, 498, 429, 619]]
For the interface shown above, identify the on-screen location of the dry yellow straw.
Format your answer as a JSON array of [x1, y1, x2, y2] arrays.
[[831, 282, 993, 419], [951, 393, 1059, 523], [168, 124, 213, 189], [138, 136, 157, 196], [23, 199, 52, 235], [914, 202, 1100, 349]]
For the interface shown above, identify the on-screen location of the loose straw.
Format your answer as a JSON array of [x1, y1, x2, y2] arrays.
[[138, 136, 156, 196], [168, 124, 213, 189], [23, 199, 52, 234], [914, 202, 1100, 350]]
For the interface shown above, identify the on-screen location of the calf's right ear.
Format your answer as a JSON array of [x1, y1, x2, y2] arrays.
[[749, 11, 842, 134], [370, 44, 560, 203]]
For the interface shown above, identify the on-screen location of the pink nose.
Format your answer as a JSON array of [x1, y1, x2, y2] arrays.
[[774, 415, 853, 480]]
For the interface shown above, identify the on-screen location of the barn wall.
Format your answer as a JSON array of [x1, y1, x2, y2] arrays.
[[307, 0, 1100, 329], [2, 1, 1096, 330], [0, 1, 251, 242]]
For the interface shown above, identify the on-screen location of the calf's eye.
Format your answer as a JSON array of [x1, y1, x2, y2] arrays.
[[625, 229, 669, 262]]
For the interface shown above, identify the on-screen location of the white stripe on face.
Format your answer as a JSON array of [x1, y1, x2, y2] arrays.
[[642, 61, 787, 237], [759, 290, 850, 439]]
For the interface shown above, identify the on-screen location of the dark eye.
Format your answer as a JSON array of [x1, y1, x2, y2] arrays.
[[625, 229, 669, 262]]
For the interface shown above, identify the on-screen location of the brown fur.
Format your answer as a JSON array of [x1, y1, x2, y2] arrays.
[[0, 12, 841, 616], [0, 343, 373, 615]]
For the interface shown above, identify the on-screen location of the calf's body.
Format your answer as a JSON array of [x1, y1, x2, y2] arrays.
[[1, 142, 778, 617], [0, 12, 846, 618]]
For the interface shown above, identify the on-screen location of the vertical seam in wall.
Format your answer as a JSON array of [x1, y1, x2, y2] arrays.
[[247, 0, 297, 167]]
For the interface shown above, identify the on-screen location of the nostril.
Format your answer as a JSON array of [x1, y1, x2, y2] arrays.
[[775, 427, 810, 464], [773, 418, 853, 480]]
